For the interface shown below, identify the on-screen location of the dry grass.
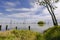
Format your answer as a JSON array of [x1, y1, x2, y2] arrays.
[[0, 30, 42, 40]]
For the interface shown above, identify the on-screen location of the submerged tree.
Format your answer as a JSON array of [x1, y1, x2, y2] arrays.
[[34, 0, 59, 26]]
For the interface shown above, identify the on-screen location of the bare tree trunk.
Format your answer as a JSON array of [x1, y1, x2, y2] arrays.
[[45, 0, 58, 26], [44, 0, 58, 26], [49, 4, 58, 26]]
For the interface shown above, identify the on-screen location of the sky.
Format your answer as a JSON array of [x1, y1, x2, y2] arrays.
[[0, 0, 60, 23]]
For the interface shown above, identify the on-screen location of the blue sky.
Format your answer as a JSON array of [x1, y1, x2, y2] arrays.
[[0, 0, 30, 14], [0, 0, 60, 23]]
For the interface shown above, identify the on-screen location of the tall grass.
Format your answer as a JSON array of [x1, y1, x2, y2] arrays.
[[0, 26, 60, 40], [0, 30, 43, 40]]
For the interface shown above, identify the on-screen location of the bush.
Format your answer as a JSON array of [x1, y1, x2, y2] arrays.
[[37, 21, 45, 26], [44, 26, 60, 40], [0, 30, 43, 40]]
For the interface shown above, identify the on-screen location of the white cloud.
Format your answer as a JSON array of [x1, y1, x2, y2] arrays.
[[0, 13, 3, 15], [54, 1, 60, 19], [6, 8, 33, 11], [6, 1, 42, 19], [4, 1, 20, 8], [3, 0, 60, 23], [5, 2, 16, 6], [6, 2, 40, 12], [5, 2, 41, 19], [8, 13, 30, 18], [43, 8, 49, 14], [6, 2, 51, 22]]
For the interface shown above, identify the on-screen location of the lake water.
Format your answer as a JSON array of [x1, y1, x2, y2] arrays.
[[0, 23, 54, 33]]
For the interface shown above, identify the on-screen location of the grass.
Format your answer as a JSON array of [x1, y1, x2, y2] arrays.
[[0, 30, 43, 40], [44, 26, 60, 40], [0, 26, 60, 40]]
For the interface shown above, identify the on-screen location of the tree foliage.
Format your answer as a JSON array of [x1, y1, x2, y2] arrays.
[[37, 0, 59, 9], [38, 21, 45, 26]]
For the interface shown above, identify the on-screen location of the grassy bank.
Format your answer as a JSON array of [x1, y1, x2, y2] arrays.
[[0, 30, 43, 40], [0, 26, 60, 40], [44, 26, 60, 40]]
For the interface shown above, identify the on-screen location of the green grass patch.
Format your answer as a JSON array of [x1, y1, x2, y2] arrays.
[[44, 26, 60, 40]]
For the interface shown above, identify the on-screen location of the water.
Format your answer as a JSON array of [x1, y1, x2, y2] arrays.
[[0, 23, 53, 33]]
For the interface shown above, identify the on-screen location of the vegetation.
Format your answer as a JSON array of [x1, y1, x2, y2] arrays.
[[36, 0, 59, 26], [44, 26, 60, 40], [38, 21, 45, 26], [0, 26, 60, 40], [0, 30, 43, 40]]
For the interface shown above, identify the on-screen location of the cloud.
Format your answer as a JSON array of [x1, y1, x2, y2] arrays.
[[53, 1, 60, 19], [0, 13, 4, 16], [5, 2, 41, 18], [5, 1, 52, 22], [0, 0, 60, 23], [5, 2, 16, 7], [6, 8, 34, 12], [6, 2, 40, 12], [8, 13, 30, 18], [0, 13, 3, 15], [2, 1, 20, 8]]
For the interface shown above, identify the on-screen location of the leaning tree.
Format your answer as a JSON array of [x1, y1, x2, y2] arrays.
[[34, 0, 59, 26]]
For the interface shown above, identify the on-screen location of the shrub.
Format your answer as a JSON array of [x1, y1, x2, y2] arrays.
[[44, 26, 60, 40], [37, 21, 45, 26]]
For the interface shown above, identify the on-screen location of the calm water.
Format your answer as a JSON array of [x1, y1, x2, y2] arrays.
[[0, 23, 53, 33]]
